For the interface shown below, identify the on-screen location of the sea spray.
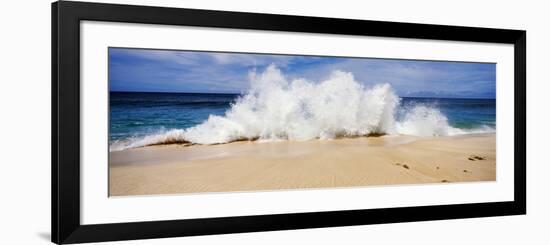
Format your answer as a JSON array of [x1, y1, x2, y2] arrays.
[[109, 66, 494, 151], [183, 66, 400, 144], [396, 105, 462, 136]]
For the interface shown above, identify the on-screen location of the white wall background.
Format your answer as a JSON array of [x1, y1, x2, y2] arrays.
[[0, 0, 547, 244]]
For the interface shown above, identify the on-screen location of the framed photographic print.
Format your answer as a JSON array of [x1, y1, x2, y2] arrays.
[[52, 1, 526, 244]]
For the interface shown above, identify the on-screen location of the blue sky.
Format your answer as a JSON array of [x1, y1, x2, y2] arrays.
[[109, 48, 496, 98]]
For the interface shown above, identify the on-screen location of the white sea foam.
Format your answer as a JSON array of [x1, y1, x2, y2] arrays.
[[109, 129, 188, 152], [109, 66, 495, 151]]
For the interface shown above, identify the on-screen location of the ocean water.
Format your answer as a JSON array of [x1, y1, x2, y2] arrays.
[[110, 92, 495, 151], [109, 67, 495, 151], [110, 92, 238, 142]]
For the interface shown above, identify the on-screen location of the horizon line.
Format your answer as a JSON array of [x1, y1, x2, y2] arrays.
[[110, 90, 495, 100]]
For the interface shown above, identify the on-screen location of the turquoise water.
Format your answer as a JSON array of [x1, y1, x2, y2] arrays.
[[399, 97, 495, 130], [110, 92, 238, 143]]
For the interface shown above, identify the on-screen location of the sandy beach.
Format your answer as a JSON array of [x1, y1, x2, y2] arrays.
[[109, 133, 496, 196]]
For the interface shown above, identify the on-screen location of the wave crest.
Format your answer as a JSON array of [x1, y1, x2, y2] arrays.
[[183, 66, 400, 144]]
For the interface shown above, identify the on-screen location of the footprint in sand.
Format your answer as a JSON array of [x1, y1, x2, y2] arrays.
[[468, 155, 486, 161], [394, 163, 410, 169]]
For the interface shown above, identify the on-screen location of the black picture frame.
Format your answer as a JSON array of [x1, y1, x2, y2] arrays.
[[52, 1, 526, 244]]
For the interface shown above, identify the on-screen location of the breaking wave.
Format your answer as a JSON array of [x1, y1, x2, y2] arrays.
[[109, 65, 494, 151]]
